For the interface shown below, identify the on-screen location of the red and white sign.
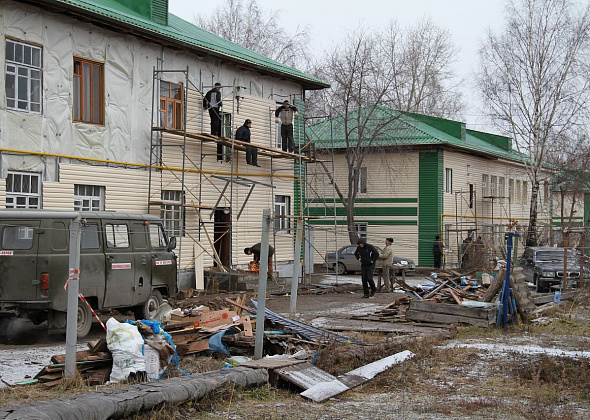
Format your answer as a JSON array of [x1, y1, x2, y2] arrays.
[[112, 263, 132, 270], [0, 251, 14, 256], [155, 260, 173, 266]]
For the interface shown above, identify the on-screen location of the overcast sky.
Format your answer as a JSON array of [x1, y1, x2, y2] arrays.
[[169, 0, 508, 130]]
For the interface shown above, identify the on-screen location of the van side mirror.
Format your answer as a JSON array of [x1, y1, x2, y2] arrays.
[[167, 236, 177, 252]]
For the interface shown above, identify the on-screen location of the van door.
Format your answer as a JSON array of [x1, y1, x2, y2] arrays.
[[103, 220, 135, 308], [0, 221, 40, 301], [130, 221, 151, 305], [148, 223, 177, 294], [79, 222, 106, 307]]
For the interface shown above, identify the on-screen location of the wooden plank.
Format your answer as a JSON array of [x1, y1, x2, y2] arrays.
[[300, 350, 415, 402], [405, 309, 494, 327], [409, 301, 496, 320], [276, 362, 337, 390], [448, 288, 463, 305], [240, 358, 306, 370]]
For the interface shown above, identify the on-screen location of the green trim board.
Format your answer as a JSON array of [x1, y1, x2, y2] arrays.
[[307, 197, 417, 204], [308, 219, 418, 226], [418, 150, 443, 266], [306, 207, 417, 217]]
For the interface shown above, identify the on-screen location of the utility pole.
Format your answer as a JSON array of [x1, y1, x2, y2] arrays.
[[254, 209, 271, 360], [65, 214, 82, 377]]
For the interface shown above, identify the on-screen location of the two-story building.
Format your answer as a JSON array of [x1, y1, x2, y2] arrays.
[[307, 107, 583, 268], [1, 0, 328, 287]]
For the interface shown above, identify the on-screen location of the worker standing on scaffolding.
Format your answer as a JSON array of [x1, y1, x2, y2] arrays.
[[274, 100, 298, 153], [235, 119, 259, 166], [203, 82, 223, 161]]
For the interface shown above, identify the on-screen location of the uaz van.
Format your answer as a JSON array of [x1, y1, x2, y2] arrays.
[[0, 210, 177, 337]]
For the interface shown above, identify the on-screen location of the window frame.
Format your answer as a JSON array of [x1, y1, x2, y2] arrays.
[[159, 80, 183, 129], [73, 56, 104, 125], [482, 174, 488, 197], [160, 190, 184, 237], [490, 176, 497, 197], [6, 171, 41, 209], [5, 38, 42, 114], [274, 195, 291, 233], [355, 167, 367, 194], [74, 184, 105, 211], [445, 168, 453, 193], [355, 223, 368, 240]]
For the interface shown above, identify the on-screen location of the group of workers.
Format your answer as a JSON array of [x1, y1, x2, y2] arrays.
[[203, 82, 299, 166]]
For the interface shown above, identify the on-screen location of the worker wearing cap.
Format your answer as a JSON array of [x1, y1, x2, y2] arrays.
[[235, 119, 259, 166], [274, 100, 299, 153], [378, 237, 395, 292], [203, 82, 224, 161], [354, 238, 379, 298]]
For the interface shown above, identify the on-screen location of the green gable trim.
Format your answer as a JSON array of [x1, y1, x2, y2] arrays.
[[418, 150, 443, 266], [308, 220, 417, 226], [306, 207, 417, 217], [307, 198, 417, 204]]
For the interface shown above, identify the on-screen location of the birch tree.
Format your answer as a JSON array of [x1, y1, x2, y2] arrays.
[[477, 0, 590, 246]]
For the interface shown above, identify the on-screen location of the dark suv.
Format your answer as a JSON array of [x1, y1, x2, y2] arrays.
[[518, 247, 580, 293]]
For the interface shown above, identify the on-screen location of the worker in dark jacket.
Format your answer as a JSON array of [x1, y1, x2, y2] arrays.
[[203, 82, 223, 161], [235, 119, 259, 166], [354, 238, 379, 298], [245, 242, 275, 278], [274, 100, 299, 153]]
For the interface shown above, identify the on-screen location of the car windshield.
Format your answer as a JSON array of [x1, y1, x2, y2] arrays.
[[535, 251, 574, 263]]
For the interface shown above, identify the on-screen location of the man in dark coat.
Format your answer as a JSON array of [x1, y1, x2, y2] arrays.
[[245, 243, 275, 278], [274, 100, 299, 153], [235, 119, 259, 166], [354, 238, 379, 298], [203, 82, 223, 161], [432, 235, 443, 270]]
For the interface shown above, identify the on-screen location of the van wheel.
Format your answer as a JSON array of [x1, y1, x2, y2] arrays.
[[77, 302, 93, 338], [135, 290, 163, 320]]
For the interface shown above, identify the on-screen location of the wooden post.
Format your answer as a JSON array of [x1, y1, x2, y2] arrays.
[[563, 230, 569, 290], [254, 209, 271, 360]]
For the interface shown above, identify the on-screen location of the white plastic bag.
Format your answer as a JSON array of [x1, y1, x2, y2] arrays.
[[106, 317, 146, 383]]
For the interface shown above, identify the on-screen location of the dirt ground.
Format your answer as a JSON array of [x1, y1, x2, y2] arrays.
[[2, 272, 590, 419]]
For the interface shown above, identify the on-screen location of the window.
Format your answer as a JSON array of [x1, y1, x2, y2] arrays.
[[159, 80, 183, 129], [469, 184, 474, 208], [73, 57, 103, 124], [74, 185, 104, 211], [445, 168, 453, 193], [2, 226, 34, 249], [508, 179, 514, 202], [355, 167, 367, 193], [81, 224, 100, 249], [105, 223, 129, 248], [160, 190, 184, 237], [355, 223, 367, 240], [543, 181, 549, 205], [522, 181, 528, 203], [490, 176, 497, 197], [499, 177, 505, 198], [6, 172, 41, 208], [482, 175, 488, 197], [149, 224, 168, 248], [5, 39, 42, 113], [274, 195, 291, 232], [515, 181, 521, 203]]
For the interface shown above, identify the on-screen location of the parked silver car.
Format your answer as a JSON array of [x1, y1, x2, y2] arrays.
[[324, 245, 416, 275]]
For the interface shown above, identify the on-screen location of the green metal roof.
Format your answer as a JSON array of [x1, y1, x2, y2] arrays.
[[309, 105, 526, 163], [31, 0, 329, 90]]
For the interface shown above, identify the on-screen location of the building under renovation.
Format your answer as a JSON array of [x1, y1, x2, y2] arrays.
[[0, 0, 329, 288]]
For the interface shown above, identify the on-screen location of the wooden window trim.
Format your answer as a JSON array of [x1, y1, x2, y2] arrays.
[[73, 56, 104, 125]]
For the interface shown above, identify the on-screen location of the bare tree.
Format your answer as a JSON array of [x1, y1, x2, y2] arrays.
[[307, 22, 462, 244], [381, 18, 463, 119], [477, 0, 590, 246], [196, 0, 311, 68]]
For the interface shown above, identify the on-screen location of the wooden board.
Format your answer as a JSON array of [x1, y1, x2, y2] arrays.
[[276, 362, 337, 390], [405, 309, 494, 327], [409, 301, 496, 321], [240, 358, 306, 370]]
